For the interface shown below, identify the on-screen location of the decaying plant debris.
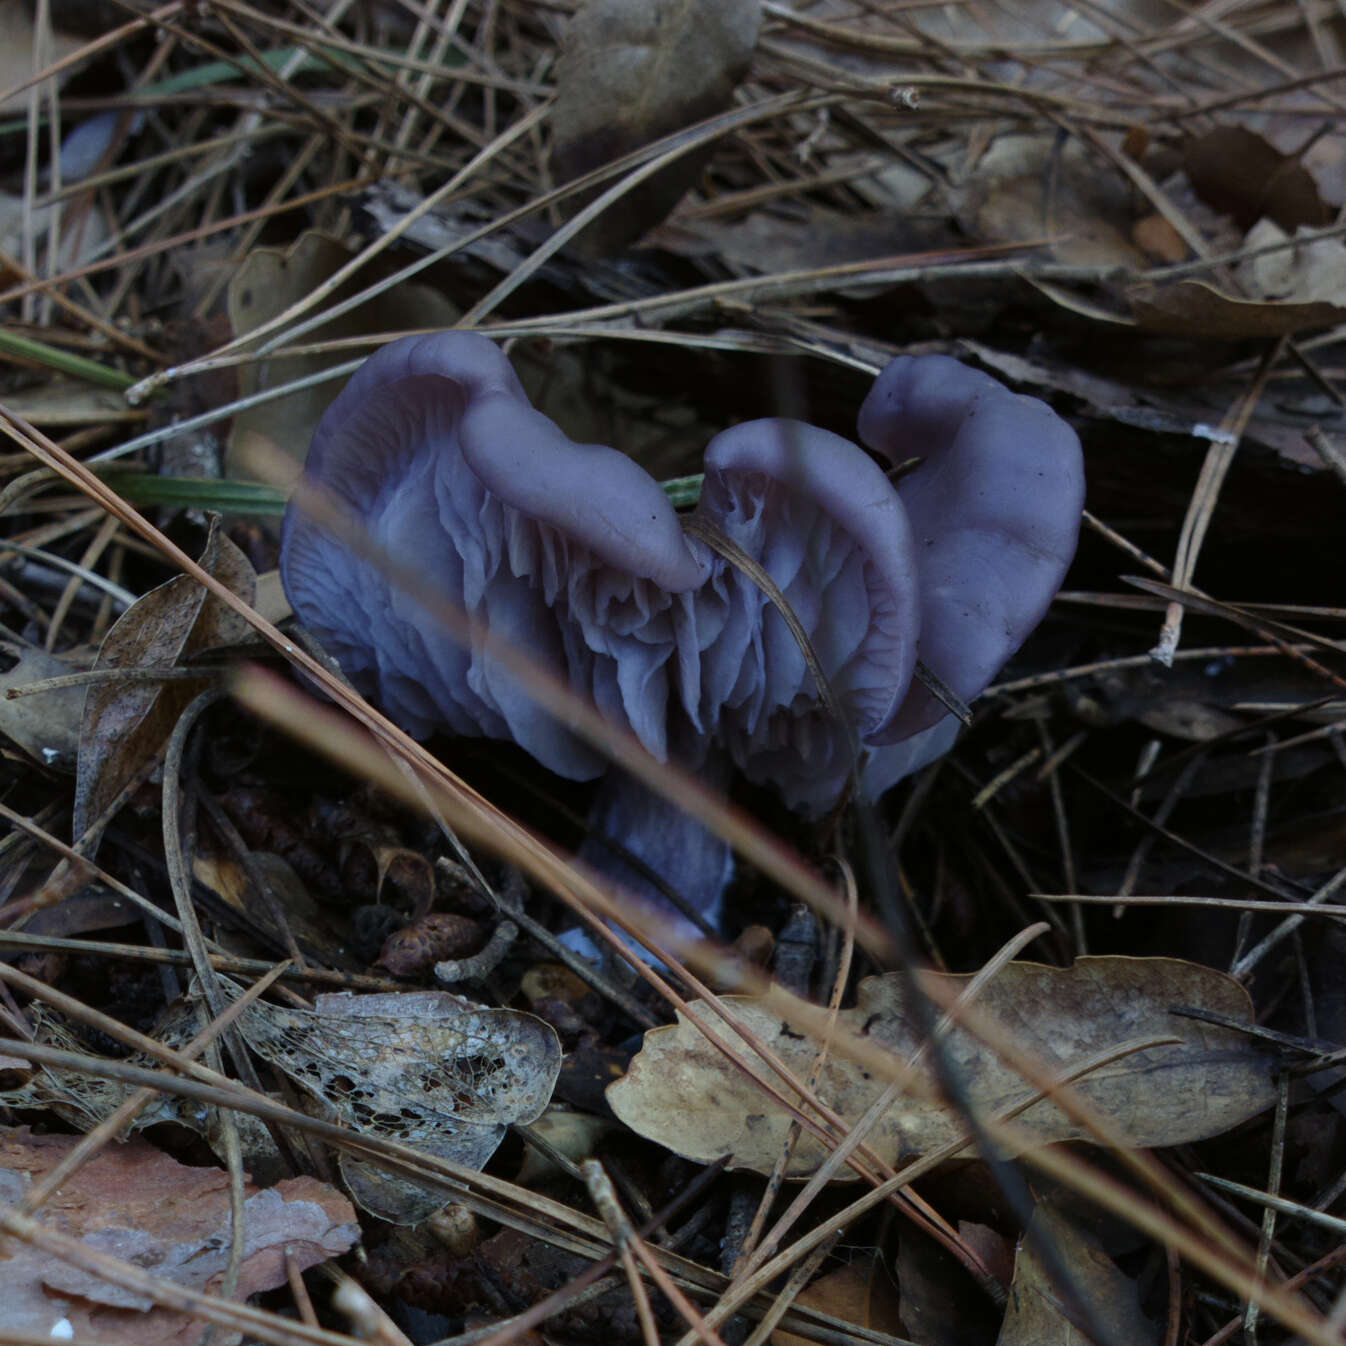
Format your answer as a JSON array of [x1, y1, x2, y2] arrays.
[[4, 1, 1346, 1344]]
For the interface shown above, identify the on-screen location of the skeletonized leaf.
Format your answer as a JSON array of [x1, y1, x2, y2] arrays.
[[550, 0, 763, 252], [73, 518, 255, 841], [608, 957, 1275, 1176], [238, 988, 562, 1222], [3, 986, 563, 1222]]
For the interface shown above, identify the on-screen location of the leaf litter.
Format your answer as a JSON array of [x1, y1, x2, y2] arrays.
[[6, 0, 1346, 1342], [0, 980, 561, 1225], [0, 1125, 357, 1345], [73, 514, 255, 842], [609, 957, 1276, 1174]]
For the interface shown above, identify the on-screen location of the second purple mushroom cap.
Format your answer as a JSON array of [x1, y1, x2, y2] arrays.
[[281, 334, 1084, 941]]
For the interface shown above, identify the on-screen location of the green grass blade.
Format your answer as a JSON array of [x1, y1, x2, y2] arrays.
[[97, 473, 289, 516], [0, 331, 136, 390], [660, 473, 703, 508]]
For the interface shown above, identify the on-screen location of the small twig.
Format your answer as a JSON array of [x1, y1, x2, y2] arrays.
[[584, 1159, 729, 1346], [1152, 340, 1285, 666], [1198, 1174, 1346, 1238], [583, 1161, 663, 1346], [1243, 1075, 1291, 1343], [739, 1231, 841, 1346], [1231, 865, 1346, 980], [3, 664, 223, 697], [434, 917, 518, 984], [1305, 426, 1346, 490]]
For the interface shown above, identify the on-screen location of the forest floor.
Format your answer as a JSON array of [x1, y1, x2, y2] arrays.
[[3, 2, 1346, 1344]]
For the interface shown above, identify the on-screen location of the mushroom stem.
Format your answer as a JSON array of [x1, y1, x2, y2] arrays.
[[575, 763, 735, 954]]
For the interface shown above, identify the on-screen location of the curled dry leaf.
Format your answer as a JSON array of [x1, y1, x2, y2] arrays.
[[1127, 278, 1346, 339], [0, 1125, 357, 1346], [996, 1200, 1159, 1345], [550, 0, 763, 253], [608, 957, 1275, 1176], [73, 516, 255, 842], [1182, 126, 1331, 232]]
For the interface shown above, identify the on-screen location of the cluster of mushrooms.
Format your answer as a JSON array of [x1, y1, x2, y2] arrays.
[[281, 333, 1084, 941]]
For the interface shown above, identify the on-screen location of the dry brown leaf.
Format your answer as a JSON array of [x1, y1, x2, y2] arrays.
[[1183, 126, 1331, 232], [193, 849, 360, 971], [73, 517, 255, 840], [0, 0, 86, 112], [1131, 213, 1187, 265], [773, 1256, 902, 1346], [0, 379, 140, 426], [608, 957, 1275, 1176], [227, 230, 459, 479], [957, 134, 1145, 269], [550, 0, 763, 253], [896, 1225, 1000, 1345], [0, 647, 84, 768], [0, 1125, 357, 1345], [996, 1200, 1159, 1345], [1127, 278, 1346, 339]]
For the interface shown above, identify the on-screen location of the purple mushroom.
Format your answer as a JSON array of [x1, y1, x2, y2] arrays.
[[280, 335, 1084, 948], [857, 355, 1086, 741], [281, 331, 707, 783], [680, 417, 922, 811]]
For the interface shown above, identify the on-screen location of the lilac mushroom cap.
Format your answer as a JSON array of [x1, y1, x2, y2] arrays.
[[281, 331, 708, 779], [281, 334, 928, 817], [689, 416, 922, 814], [857, 354, 1085, 741]]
